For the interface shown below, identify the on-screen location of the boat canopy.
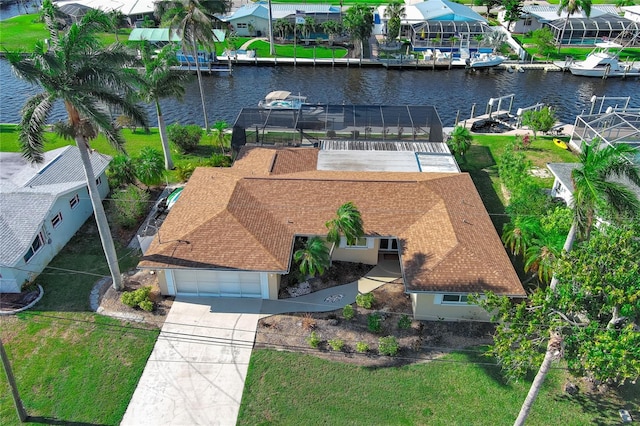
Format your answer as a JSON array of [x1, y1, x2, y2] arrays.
[[264, 91, 307, 102]]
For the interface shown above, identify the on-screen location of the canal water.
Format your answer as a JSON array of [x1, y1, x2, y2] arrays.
[[2, 58, 637, 128]]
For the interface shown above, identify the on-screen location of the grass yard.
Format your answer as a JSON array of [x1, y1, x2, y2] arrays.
[[512, 35, 640, 62], [246, 39, 349, 59], [0, 124, 228, 183], [0, 219, 159, 425], [238, 349, 639, 425]]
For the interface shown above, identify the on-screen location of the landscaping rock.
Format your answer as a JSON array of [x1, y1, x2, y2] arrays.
[[564, 381, 579, 395]]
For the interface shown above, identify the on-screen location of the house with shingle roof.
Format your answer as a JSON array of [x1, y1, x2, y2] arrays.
[[140, 147, 525, 320], [0, 146, 110, 293]]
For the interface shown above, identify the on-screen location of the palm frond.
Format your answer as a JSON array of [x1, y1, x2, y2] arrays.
[[19, 93, 54, 164]]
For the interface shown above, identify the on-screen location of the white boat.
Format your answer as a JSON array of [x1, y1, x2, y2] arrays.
[[258, 91, 307, 109], [466, 52, 505, 68], [567, 42, 640, 78]]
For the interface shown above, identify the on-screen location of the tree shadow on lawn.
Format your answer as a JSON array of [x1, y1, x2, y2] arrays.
[[553, 383, 640, 426], [25, 416, 111, 426]]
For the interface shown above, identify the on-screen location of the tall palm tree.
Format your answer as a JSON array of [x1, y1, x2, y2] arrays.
[[343, 4, 374, 60], [294, 236, 330, 277], [7, 2, 148, 291], [384, 2, 405, 43], [326, 202, 365, 259], [211, 120, 228, 154], [556, 0, 592, 52], [158, 0, 228, 131], [137, 42, 192, 170], [518, 142, 639, 424]]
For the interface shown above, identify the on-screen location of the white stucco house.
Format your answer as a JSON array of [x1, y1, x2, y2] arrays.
[[0, 146, 111, 293], [140, 147, 525, 321]]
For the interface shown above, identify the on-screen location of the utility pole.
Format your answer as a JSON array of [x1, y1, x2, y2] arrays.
[[0, 338, 28, 422]]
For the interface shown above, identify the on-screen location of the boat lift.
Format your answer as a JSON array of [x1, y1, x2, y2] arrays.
[[486, 94, 515, 119], [588, 95, 638, 114]]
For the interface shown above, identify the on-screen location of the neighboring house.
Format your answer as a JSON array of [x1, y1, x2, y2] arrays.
[[55, 0, 156, 27], [0, 146, 110, 293], [140, 147, 525, 321], [498, 5, 639, 46], [547, 162, 640, 208], [219, 3, 341, 38], [623, 5, 640, 23]]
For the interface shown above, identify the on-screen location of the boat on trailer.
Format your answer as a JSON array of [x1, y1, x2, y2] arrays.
[[563, 42, 640, 78], [259, 91, 307, 110]]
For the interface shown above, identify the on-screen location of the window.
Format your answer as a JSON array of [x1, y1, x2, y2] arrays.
[[236, 23, 247, 29], [24, 232, 45, 263], [379, 238, 399, 251], [346, 237, 367, 248], [96, 176, 102, 186], [70, 194, 80, 209], [524, 18, 532, 26], [51, 212, 63, 228], [435, 294, 469, 305]]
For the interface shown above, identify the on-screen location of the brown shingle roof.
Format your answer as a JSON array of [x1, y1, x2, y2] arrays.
[[140, 148, 524, 296]]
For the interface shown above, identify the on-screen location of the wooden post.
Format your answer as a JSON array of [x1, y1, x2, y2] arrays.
[[0, 338, 27, 422]]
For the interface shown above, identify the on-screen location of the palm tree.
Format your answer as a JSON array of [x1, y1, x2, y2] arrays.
[[108, 9, 126, 42], [501, 216, 539, 257], [211, 120, 228, 154], [7, 3, 149, 291], [158, 0, 228, 131], [384, 2, 405, 43], [447, 125, 473, 161], [294, 237, 330, 277], [326, 202, 365, 259], [343, 4, 374, 60], [137, 42, 192, 170], [557, 0, 592, 52], [517, 142, 640, 424]]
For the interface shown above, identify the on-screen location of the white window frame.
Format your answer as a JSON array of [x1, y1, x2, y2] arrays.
[[24, 231, 46, 263], [70, 194, 80, 209], [434, 294, 470, 305], [339, 236, 373, 250], [51, 212, 63, 228]]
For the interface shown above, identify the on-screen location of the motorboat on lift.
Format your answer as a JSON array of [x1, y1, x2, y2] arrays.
[[258, 91, 308, 109], [565, 42, 640, 77]]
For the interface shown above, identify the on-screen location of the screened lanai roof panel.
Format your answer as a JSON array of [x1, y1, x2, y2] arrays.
[[548, 15, 637, 31]]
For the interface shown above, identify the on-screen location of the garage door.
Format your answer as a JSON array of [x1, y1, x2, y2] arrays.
[[172, 270, 262, 298]]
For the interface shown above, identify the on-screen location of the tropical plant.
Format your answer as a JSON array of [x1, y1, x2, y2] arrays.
[[343, 304, 355, 320], [502, 0, 523, 32], [557, 0, 592, 52], [137, 42, 192, 170], [343, 4, 374, 59], [274, 18, 292, 39], [328, 338, 345, 351], [322, 20, 342, 42], [134, 147, 166, 188], [157, 0, 228, 131], [447, 125, 473, 160], [367, 312, 383, 333], [107, 154, 137, 189], [108, 9, 126, 42], [522, 106, 556, 140], [355, 293, 375, 309], [211, 120, 228, 154], [168, 123, 204, 153], [293, 236, 331, 278], [378, 336, 399, 356], [111, 185, 151, 228], [7, 1, 148, 291], [356, 341, 369, 353], [307, 331, 321, 348], [384, 1, 405, 42], [531, 27, 555, 57], [121, 286, 154, 311], [326, 201, 365, 247], [303, 16, 316, 40]]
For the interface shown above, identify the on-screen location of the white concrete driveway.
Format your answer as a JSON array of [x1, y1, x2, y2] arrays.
[[121, 297, 261, 426]]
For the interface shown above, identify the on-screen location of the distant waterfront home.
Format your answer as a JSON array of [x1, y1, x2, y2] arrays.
[[54, 0, 156, 27], [219, 2, 341, 38], [0, 146, 110, 293], [498, 5, 640, 46], [139, 147, 525, 321]]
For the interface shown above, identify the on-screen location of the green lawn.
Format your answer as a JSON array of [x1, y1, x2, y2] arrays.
[[0, 124, 227, 183], [0, 220, 158, 425], [247, 39, 349, 59], [513, 35, 640, 62], [239, 349, 639, 425]]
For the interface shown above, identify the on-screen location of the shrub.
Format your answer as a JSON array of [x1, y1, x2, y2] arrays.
[[301, 313, 316, 331], [111, 185, 150, 228], [328, 338, 344, 351], [343, 304, 355, 320], [356, 341, 369, 353], [107, 154, 136, 189], [121, 286, 153, 311], [175, 163, 196, 182], [356, 293, 375, 309], [398, 314, 412, 330], [134, 147, 165, 187], [378, 336, 399, 356], [367, 312, 383, 333], [207, 154, 232, 167], [307, 331, 321, 348], [168, 123, 203, 153], [115, 114, 138, 132]]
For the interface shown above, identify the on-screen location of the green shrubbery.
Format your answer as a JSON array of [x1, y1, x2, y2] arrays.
[[356, 293, 375, 309], [168, 124, 203, 153], [307, 331, 321, 348], [398, 314, 412, 330], [356, 341, 369, 353], [120, 286, 153, 311], [342, 304, 355, 320], [378, 336, 399, 356], [328, 338, 344, 351], [367, 312, 383, 333], [111, 185, 150, 228]]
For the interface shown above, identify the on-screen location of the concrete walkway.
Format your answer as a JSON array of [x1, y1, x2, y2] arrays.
[[121, 260, 401, 425]]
